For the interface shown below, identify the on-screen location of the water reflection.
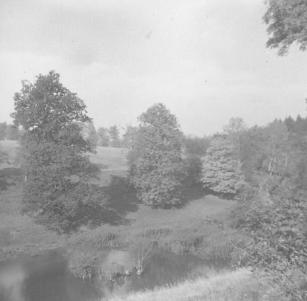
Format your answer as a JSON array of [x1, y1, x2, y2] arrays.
[[0, 251, 99, 301], [0, 249, 203, 301], [0, 264, 25, 301]]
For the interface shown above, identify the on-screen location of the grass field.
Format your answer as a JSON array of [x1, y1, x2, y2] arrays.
[[0, 185, 64, 261]]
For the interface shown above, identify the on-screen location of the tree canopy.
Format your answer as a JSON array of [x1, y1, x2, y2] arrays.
[[264, 0, 307, 55], [12, 71, 100, 232], [129, 103, 185, 208], [201, 135, 245, 196]]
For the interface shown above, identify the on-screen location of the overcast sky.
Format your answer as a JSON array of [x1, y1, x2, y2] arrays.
[[0, 0, 307, 135]]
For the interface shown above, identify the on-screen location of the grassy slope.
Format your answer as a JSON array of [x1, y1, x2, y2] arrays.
[[89, 147, 129, 186], [0, 185, 64, 261], [127, 196, 235, 230], [106, 268, 284, 301], [106, 269, 267, 301]]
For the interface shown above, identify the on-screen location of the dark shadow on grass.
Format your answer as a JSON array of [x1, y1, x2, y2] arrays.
[[103, 176, 140, 216], [182, 183, 205, 203], [201, 188, 235, 200], [78, 204, 130, 227], [76, 176, 139, 229]]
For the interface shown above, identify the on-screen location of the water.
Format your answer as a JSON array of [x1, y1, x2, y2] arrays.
[[0, 250, 99, 301], [0, 250, 203, 301]]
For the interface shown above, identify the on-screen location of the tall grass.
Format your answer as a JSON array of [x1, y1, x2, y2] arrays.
[[105, 269, 284, 301]]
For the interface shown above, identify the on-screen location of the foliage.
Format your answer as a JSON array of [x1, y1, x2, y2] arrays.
[[79, 121, 98, 149], [67, 227, 124, 279], [6, 124, 20, 140], [0, 122, 21, 141], [109, 125, 121, 147], [264, 0, 307, 55], [0, 123, 7, 140], [201, 135, 245, 196], [97, 127, 110, 146], [0, 149, 9, 189], [223, 117, 246, 138], [12, 71, 101, 232], [129, 103, 185, 208], [183, 136, 210, 186], [122, 125, 138, 148], [183, 136, 210, 157], [233, 116, 307, 300]]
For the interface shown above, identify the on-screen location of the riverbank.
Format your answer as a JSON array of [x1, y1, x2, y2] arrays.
[[0, 184, 65, 262], [105, 268, 282, 301]]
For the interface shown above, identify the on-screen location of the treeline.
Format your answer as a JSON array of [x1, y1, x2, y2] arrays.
[[199, 116, 307, 299], [0, 122, 22, 140], [96, 125, 137, 148]]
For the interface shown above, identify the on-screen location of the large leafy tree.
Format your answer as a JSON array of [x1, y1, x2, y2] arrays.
[[264, 0, 307, 55], [12, 71, 100, 232], [201, 135, 245, 196], [129, 103, 185, 208]]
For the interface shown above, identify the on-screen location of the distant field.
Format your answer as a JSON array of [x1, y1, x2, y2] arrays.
[[0, 140, 129, 186], [89, 146, 129, 186], [89, 147, 128, 170]]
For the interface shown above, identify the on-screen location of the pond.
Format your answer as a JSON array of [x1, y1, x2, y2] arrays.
[[0, 249, 203, 301]]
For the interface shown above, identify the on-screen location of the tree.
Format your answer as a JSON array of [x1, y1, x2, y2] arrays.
[[6, 124, 19, 140], [0, 122, 7, 140], [223, 117, 246, 137], [201, 135, 245, 196], [264, 0, 307, 55], [12, 71, 100, 232], [233, 117, 307, 300], [109, 125, 121, 147], [129, 103, 185, 208], [183, 136, 210, 186], [97, 127, 110, 147], [79, 121, 98, 149], [122, 125, 138, 148], [262, 120, 290, 177], [223, 117, 247, 161]]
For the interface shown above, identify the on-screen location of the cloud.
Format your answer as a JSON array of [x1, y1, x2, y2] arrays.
[[0, 0, 307, 135]]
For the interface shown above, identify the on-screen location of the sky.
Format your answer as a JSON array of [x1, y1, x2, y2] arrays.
[[0, 0, 307, 136]]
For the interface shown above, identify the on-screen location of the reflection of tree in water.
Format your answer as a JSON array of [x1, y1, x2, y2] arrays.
[[0, 265, 25, 301]]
